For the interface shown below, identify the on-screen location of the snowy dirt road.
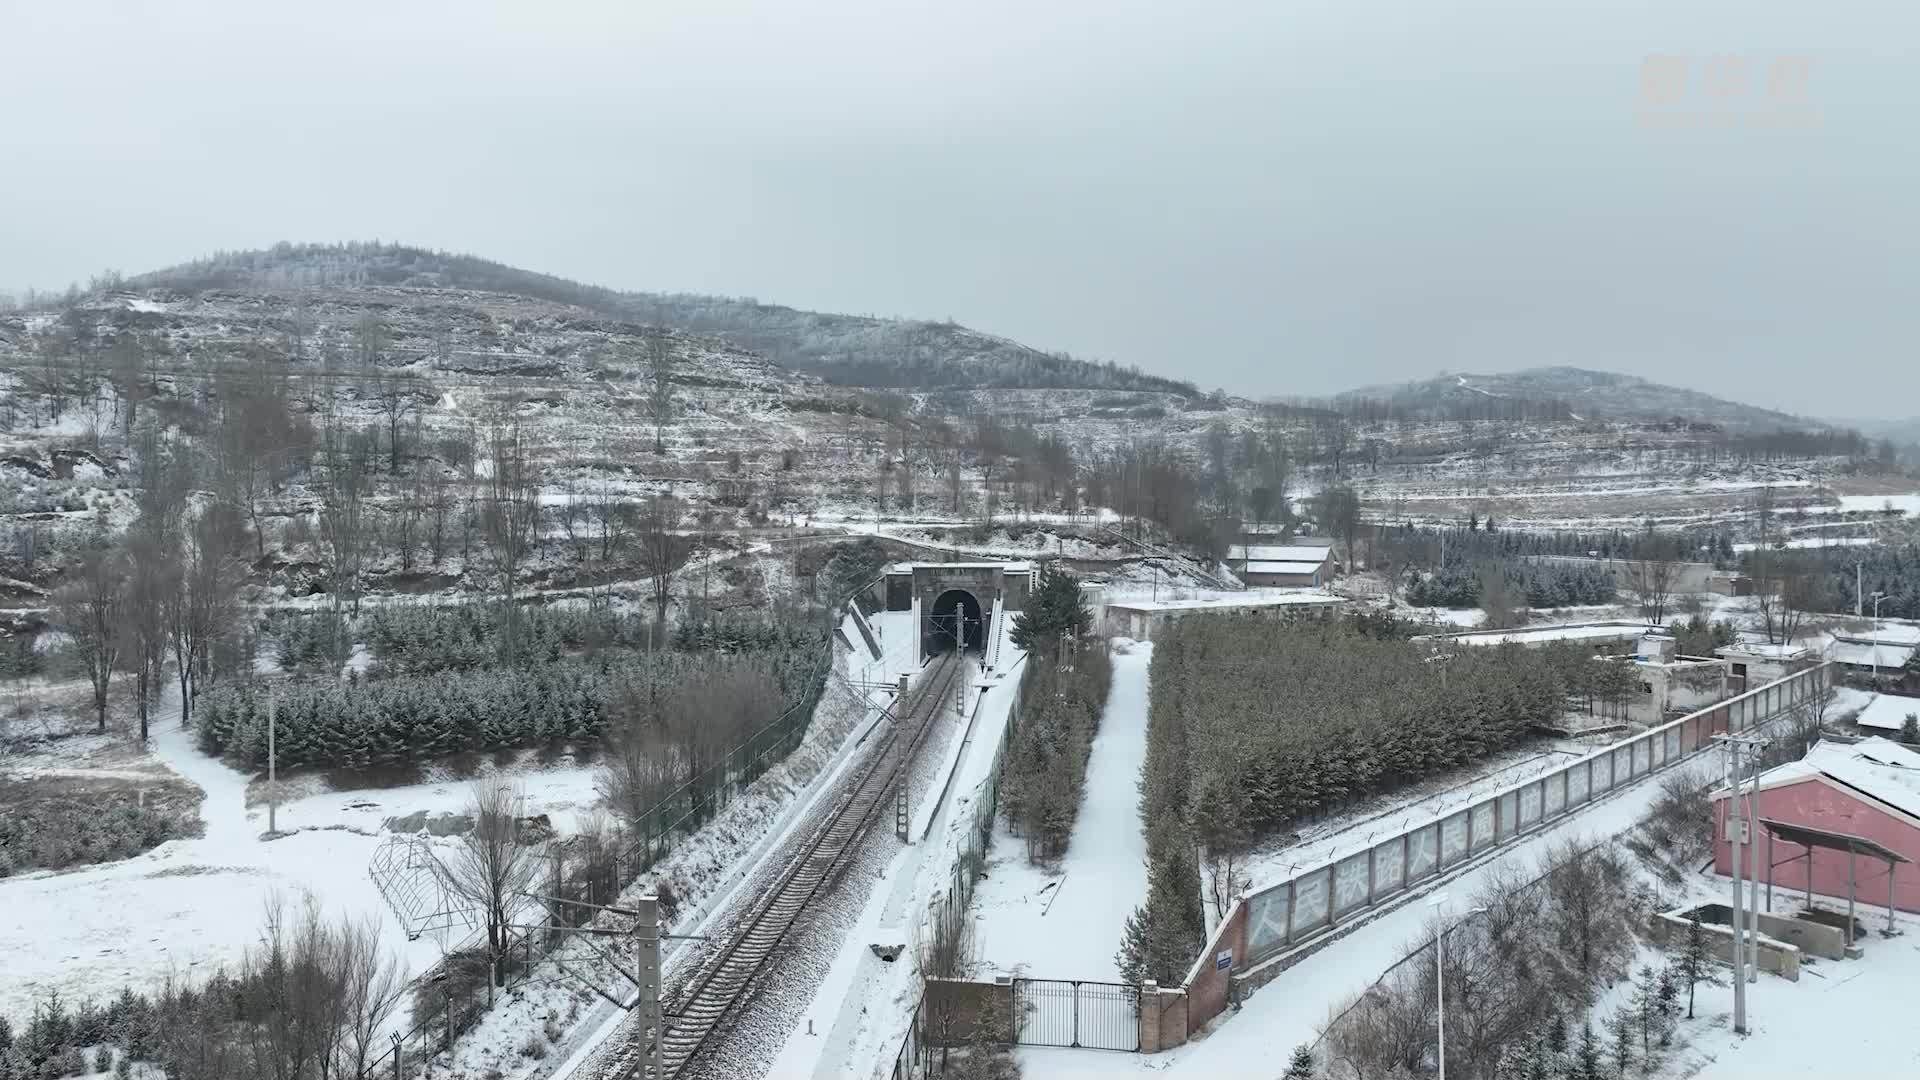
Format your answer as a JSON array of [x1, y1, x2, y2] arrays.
[[972, 640, 1151, 981]]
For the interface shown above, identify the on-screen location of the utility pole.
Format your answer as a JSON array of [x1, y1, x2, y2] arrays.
[[267, 688, 277, 836], [635, 894, 662, 1080], [1724, 735, 1745, 1033], [1716, 732, 1768, 1032], [1871, 592, 1885, 680]]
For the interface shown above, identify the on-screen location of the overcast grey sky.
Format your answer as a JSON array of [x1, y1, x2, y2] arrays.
[[2, 1, 1913, 417]]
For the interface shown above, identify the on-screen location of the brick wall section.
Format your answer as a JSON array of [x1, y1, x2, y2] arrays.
[[924, 977, 1015, 1045], [1183, 899, 1248, 1031], [1138, 982, 1190, 1051]]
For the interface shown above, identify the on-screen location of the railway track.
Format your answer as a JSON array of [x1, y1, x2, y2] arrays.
[[651, 651, 967, 1078]]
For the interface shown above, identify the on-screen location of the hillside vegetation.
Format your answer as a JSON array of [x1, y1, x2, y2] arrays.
[[118, 241, 1197, 395]]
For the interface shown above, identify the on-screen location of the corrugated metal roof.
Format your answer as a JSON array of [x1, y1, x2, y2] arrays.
[[1228, 545, 1332, 563], [1721, 737, 1920, 820], [1244, 561, 1326, 575]]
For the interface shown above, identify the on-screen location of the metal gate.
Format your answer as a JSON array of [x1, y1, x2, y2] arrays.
[[1012, 979, 1140, 1052]]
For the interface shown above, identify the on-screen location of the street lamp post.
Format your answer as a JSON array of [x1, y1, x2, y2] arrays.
[[1427, 894, 1488, 1080]]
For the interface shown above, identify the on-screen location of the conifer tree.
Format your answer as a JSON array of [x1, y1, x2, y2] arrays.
[[1009, 563, 1090, 660], [1572, 1022, 1603, 1080], [1116, 822, 1206, 986], [1282, 1044, 1316, 1079], [1609, 1007, 1632, 1077], [1673, 916, 1719, 1019]]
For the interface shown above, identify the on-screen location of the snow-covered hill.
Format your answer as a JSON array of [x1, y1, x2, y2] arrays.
[[1342, 365, 1812, 430]]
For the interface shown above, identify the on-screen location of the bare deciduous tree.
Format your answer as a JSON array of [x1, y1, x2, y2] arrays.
[[481, 411, 542, 664], [635, 494, 685, 632], [122, 428, 189, 743], [168, 503, 247, 724], [1625, 531, 1682, 626], [1752, 550, 1818, 646], [371, 365, 424, 473], [647, 337, 675, 454], [317, 421, 373, 622], [51, 539, 126, 733], [441, 779, 544, 990]]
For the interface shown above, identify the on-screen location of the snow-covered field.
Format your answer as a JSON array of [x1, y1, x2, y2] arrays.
[[0, 690, 604, 1025], [971, 640, 1151, 981]]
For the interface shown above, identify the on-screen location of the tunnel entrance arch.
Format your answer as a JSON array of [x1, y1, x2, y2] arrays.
[[884, 562, 1032, 667], [928, 589, 985, 653]]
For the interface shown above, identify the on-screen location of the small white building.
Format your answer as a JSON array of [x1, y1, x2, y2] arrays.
[[1102, 591, 1346, 642], [1627, 634, 1731, 727], [1716, 640, 1817, 689]]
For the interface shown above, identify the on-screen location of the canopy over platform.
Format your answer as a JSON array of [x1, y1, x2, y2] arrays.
[[1760, 819, 1910, 867], [1760, 817, 1909, 943]]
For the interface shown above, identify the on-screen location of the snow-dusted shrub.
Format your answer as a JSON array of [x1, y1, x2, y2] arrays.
[[0, 796, 184, 876]]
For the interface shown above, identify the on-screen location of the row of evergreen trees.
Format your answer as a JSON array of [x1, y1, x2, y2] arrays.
[[358, 603, 824, 676], [196, 641, 826, 771], [1798, 538, 1920, 619], [998, 645, 1112, 861], [1379, 522, 1735, 566], [1144, 619, 1617, 847], [1404, 560, 1618, 609]]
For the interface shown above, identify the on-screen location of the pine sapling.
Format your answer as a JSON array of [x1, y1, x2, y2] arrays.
[[1610, 1006, 1633, 1078], [1654, 965, 1678, 1046], [1574, 1021, 1604, 1080]]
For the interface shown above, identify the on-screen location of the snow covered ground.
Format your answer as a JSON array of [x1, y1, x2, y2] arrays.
[[971, 640, 1151, 981], [1676, 910, 1920, 1079], [2, 620, 901, 1078], [1732, 536, 1880, 552], [1833, 493, 1920, 516], [0, 690, 573, 1024], [1012, 753, 1726, 1079]]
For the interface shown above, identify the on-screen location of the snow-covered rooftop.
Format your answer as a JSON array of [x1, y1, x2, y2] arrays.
[[1827, 640, 1917, 669], [1420, 620, 1650, 647], [1837, 624, 1920, 647], [885, 560, 1033, 572], [1722, 737, 1920, 819], [1852, 693, 1920, 734], [1718, 639, 1813, 659], [1244, 560, 1327, 575], [1106, 590, 1345, 613], [1227, 544, 1333, 563]]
